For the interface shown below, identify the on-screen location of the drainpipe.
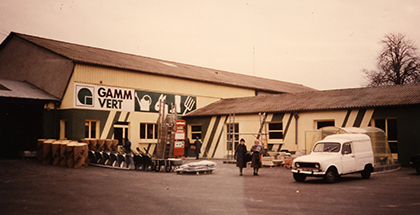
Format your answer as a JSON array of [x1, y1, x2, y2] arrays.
[[294, 113, 299, 150]]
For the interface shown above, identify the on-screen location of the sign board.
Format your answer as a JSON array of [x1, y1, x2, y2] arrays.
[[175, 120, 186, 127], [173, 141, 184, 156], [174, 141, 184, 148], [74, 83, 197, 114], [134, 91, 196, 114], [75, 84, 134, 111], [175, 129, 185, 140]]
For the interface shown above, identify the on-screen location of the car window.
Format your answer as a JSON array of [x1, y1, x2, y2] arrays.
[[342, 143, 352, 155], [313, 142, 341, 152]]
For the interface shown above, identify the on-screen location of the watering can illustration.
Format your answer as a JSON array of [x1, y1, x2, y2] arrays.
[[135, 93, 152, 111], [140, 95, 152, 111]]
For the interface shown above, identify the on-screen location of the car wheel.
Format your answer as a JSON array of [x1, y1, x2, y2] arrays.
[[293, 173, 306, 182], [324, 168, 338, 183], [361, 165, 372, 179]]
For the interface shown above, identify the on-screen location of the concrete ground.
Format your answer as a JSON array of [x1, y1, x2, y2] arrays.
[[1, 158, 419, 215]]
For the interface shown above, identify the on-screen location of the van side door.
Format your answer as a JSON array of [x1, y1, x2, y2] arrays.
[[341, 142, 356, 173]]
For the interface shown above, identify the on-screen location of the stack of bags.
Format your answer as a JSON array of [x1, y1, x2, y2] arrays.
[[175, 160, 216, 173]]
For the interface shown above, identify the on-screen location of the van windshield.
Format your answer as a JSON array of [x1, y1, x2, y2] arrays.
[[313, 142, 341, 152]]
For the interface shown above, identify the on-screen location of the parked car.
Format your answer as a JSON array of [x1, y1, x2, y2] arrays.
[[410, 154, 420, 174], [291, 134, 374, 183]]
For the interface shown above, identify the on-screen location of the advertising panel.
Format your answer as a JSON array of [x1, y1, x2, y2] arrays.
[[75, 84, 134, 111], [134, 90, 196, 114], [74, 83, 197, 114]]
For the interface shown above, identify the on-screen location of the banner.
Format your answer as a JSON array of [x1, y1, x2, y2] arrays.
[[74, 83, 196, 114], [75, 84, 135, 111], [134, 90, 196, 114]]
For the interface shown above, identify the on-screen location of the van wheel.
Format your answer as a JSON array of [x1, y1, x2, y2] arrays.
[[361, 165, 372, 179], [293, 173, 306, 182], [324, 168, 338, 183]]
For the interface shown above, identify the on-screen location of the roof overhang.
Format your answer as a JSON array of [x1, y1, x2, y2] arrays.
[[0, 79, 60, 102]]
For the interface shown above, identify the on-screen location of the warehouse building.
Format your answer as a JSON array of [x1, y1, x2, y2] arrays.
[[0, 32, 313, 158], [2, 32, 418, 166], [184, 85, 420, 166]]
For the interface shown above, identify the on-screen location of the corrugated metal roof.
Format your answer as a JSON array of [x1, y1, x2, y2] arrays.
[[13, 32, 314, 94], [185, 84, 420, 117], [0, 79, 59, 101]]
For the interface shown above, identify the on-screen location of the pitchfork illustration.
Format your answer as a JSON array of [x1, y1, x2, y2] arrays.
[[183, 96, 195, 115]]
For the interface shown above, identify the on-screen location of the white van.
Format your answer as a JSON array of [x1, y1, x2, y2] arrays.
[[291, 134, 374, 183]]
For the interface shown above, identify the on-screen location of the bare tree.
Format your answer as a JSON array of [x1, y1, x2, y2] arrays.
[[363, 33, 420, 86]]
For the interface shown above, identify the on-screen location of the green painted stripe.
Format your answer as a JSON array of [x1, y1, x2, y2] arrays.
[[283, 114, 293, 138], [211, 116, 228, 158], [353, 109, 366, 127], [106, 111, 121, 139], [124, 112, 130, 122], [204, 116, 221, 158], [341, 110, 352, 127]]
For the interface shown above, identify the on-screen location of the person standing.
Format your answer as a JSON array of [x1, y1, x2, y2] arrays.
[[251, 140, 262, 176], [235, 138, 247, 176], [194, 136, 202, 159], [124, 138, 131, 153], [184, 137, 190, 157]]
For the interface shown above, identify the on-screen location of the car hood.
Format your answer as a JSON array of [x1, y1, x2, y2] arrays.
[[294, 153, 340, 163]]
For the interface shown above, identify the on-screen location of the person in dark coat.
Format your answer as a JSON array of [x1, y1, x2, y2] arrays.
[[124, 138, 131, 154], [184, 137, 190, 157], [194, 136, 202, 159], [251, 140, 262, 176], [235, 138, 247, 176]]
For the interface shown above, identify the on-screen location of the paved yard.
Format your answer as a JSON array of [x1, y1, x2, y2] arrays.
[[1, 159, 419, 215]]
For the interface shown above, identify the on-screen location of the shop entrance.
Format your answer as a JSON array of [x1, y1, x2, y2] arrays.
[[114, 122, 129, 146]]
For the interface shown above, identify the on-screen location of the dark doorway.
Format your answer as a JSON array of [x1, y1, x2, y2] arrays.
[[0, 99, 44, 159], [114, 123, 128, 145]]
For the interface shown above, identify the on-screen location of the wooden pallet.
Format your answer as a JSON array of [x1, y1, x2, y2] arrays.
[[223, 159, 236, 164], [176, 170, 214, 175], [263, 164, 281, 168]]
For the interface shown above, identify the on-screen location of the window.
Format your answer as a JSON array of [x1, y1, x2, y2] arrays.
[[60, 119, 68, 140], [85, 120, 99, 139], [317, 121, 335, 129], [268, 122, 283, 139], [313, 142, 341, 153], [342, 143, 352, 155], [190, 125, 202, 140], [140, 123, 157, 139], [373, 118, 398, 153]]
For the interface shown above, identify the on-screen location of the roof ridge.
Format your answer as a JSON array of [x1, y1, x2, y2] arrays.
[[9, 32, 315, 93], [185, 84, 420, 117]]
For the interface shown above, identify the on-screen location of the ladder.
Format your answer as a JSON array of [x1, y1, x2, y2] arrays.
[[156, 99, 177, 159], [225, 113, 236, 161], [224, 112, 268, 161], [258, 113, 269, 155]]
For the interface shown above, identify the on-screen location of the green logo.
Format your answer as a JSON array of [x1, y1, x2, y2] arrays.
[[78, 88, 93, 105]]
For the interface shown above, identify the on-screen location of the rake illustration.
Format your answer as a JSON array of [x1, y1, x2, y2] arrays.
[[183, 96, 195, 115]]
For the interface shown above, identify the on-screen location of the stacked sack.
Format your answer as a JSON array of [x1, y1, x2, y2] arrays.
[[81, 139, 119, 152], [37, 139, 89, 168]]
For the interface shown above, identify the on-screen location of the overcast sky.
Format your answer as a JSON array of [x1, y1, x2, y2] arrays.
[[1, 0, 419, 90]]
